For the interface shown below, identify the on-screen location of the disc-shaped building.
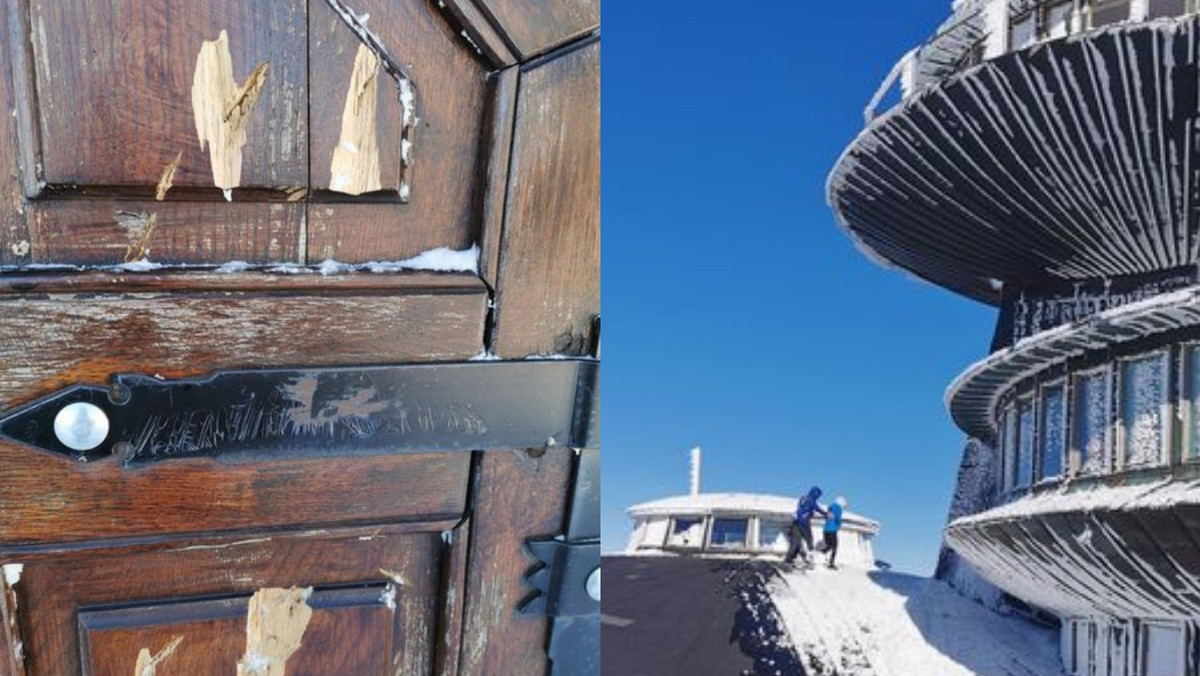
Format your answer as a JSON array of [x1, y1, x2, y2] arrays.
[[832, 2, 1200, 674]]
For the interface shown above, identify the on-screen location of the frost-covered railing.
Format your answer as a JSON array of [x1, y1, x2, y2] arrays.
[[864, 0, 1197, 122]]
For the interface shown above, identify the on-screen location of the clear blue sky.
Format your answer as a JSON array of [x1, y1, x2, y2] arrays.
[[603, 2, 1001, 575]]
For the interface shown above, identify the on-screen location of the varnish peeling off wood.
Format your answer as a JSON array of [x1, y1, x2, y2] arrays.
[[237, 587, 313, 676], [133, 635, 183, 676], [192, 31, 269, 200], [113, 211, 158, 263], [155, 152, 182, 201], [329, 44, 382, 195]]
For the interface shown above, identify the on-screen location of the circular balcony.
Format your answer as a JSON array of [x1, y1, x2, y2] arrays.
[[830, 12, 1200, 303]]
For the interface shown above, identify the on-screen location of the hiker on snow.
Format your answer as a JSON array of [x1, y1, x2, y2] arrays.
[[823, 496, 848, 569], [783, 486, 826, 567]]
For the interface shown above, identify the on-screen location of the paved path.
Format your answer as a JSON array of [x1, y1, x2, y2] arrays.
[[602, 555, 804, 676]]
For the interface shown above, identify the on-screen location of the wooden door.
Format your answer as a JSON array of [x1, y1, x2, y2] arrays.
[[0, 0, 600, 674]]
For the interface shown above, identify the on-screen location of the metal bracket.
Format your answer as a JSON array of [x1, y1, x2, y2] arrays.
[[0, 360, 599, 465], [519, 539, 600, 617], [520, 446, 600, 675]]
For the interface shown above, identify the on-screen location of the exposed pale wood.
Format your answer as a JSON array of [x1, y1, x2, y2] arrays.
[[0, 273, 486, 407], [26, 0, 307, 190], [27, 201, 303, 266], [0, 566, 25, 676], [306, 0, 489, 262], [477, 67, 518, 290], [236, 588, 312, 676], [491, 39, 601, 357], [459, 449, 571, 675], [327, 45, 383, 196], [309, 5, 402, 197], [192, 31, 270, 196], [474, 0, 600, 60], [154, 153, 182, 202], [13, 527, 442, 676]]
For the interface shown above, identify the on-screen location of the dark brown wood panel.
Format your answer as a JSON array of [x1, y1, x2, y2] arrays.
[[477, 66, 518, 290], [306, 0, 490, 263], [0, 447, 469, 545], [23, 0, 308, 190], [434, 517, 470, 675], [475, 0, 599, 60], [0, 271, 486, 407], [6, 526, 443, 676], [81, 587, 393, 676], [491, 39, 600, 357], [27, 201, 303, 265], [459, 449, 571, 675], [0, 2, 29, 269]]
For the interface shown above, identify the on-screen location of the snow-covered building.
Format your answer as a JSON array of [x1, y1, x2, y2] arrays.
[[624, 493, 881, 567], [623, 448, 881, 567], [831, 2, 1200, 675]]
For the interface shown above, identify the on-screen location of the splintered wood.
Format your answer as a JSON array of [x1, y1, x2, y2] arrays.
[[133, 635, 183, 676], [114, 211, 158, 262], [155, 152, 182, 201], [237, 587, 313, 676], [329, 44, 383, 196], [192, 31, 269, 199]]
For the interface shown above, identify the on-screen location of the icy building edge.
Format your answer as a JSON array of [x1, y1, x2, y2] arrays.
[[831, 1, 1200, 675]]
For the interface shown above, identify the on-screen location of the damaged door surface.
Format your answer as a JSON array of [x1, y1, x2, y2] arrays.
[[0, 0, 600, 673]]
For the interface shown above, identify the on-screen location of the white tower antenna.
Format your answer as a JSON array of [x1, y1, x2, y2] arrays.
[[689, 446, 701, 496]]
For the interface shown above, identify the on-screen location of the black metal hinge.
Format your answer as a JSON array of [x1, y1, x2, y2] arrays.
[[0, 359, 599, 465], [520, 446, 600, 676]]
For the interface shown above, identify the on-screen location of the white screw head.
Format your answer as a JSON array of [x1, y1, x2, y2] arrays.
[[586, 566, 600, 602], [53, 402, 110, 451]]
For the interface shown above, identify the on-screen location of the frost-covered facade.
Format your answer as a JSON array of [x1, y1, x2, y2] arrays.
[[624, 493, 881, 569], [831, 2, 1200, 675]]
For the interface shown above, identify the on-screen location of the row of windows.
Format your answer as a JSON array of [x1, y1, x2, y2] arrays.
[[1067, 618, 1190, 676], [663, 515, 785, 551], [1008, 0, 1198, 52], [636, 514, 873, 558], [997, 344, 1200, 493]]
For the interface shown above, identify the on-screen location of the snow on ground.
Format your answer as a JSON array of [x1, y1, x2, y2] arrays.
[[769, 566, 1065, 676]]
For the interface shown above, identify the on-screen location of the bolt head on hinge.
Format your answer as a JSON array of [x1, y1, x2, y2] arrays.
[[53, 402, 109, 451]]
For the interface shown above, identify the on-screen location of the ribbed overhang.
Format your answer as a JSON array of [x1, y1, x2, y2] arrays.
[[947, 285, 1200, 440], [831, 17, 1200, 303]]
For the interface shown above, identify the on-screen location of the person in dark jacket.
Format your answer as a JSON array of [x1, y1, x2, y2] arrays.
[[783, 486, 826, 567], [823, 496, 847, 569]]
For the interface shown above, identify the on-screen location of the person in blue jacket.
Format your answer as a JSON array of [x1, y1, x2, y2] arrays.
[[783, 486, 826, 567], [823, 496, 848, 569]]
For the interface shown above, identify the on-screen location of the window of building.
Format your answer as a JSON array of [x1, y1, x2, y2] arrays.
[[710, 518, 749, 548], [667, 517, 704, 548], [1017, 398, 1035, 487], [1071, 620, 1092, 675], [1011, 11, 1038, 49], [1002, 405, 1018, 490], [640, 517, 670, 549], [1120, 352, 1168, 468], [1040, 382, 1066, 481], [1075, 368, 1112, 475], [1141, 621, 1185, 676], [1090, 0, 1132, 27], [1148, 0, 1198, 19], [758, 519, 791, 551], [1044, 2, 1074, 38], [1186, 345, 1200, 461]]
